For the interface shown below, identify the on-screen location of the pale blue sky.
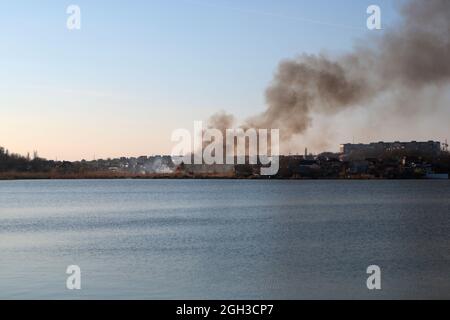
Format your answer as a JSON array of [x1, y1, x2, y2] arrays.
[[1, 0, 403, 160]]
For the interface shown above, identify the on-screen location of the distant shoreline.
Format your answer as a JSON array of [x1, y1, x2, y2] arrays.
[[0, 171, 447, 181]]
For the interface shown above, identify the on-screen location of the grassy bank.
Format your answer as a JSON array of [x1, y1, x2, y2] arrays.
[[0, 171, 241, 180]]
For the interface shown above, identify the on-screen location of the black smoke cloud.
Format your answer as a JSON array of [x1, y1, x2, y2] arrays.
[[210, 0, 450, 141]]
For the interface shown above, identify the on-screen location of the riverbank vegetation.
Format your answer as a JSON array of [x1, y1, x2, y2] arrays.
[[1, 146, 449, 180]]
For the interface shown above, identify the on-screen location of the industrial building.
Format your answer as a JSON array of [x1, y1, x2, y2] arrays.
[[340, 141, 442, 157]]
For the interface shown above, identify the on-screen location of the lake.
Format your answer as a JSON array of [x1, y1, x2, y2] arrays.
[[0, 179, 449, 299]]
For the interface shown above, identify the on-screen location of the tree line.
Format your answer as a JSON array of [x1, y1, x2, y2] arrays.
[[0, 147, 54, 172]]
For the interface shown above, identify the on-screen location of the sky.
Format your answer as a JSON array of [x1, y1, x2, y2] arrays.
[[1, 0, 447, 160]]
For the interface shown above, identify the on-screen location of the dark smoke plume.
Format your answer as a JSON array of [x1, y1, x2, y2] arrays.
[[207, 111, 236, 133], [209, 0, 450, 141]]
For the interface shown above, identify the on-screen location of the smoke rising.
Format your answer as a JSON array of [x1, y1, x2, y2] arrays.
[[207, 111, 236, 133], [209, 0, 450, 145]]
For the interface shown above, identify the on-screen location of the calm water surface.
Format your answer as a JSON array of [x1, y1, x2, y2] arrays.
[[0, 179, 449, 299]]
